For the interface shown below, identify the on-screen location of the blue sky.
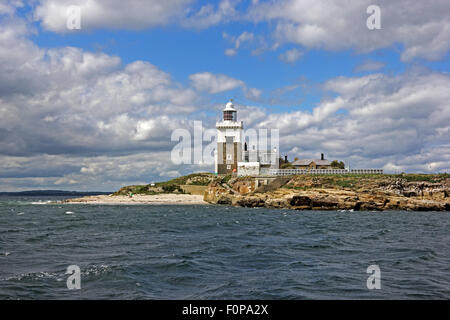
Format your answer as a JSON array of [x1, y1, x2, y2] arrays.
[[31, 20, 408, 111], [0, 0, 449, 191]]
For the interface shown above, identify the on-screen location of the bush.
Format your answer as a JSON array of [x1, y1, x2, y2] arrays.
[[330, 160, 345, 169]]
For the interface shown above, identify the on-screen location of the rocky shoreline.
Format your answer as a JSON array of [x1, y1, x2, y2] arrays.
[[203, 175, 450, 211]]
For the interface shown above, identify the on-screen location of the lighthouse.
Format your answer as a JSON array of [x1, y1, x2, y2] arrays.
[[215, 100, 243, 174]]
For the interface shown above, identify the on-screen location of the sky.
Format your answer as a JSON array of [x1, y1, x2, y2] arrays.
[[0, 0, 449, 191]]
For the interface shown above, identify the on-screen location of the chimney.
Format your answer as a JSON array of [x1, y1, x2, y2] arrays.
[[321, 153, 324, 160]]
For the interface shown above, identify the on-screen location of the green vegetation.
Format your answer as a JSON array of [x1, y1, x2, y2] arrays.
[[281, 173, 449, 191], [114, 172, 215, 195], [383, 173, 449, 183], [155, 172, 214, 187], [280, 163, 296, 169], [330, 160, 345, 169], [282, 185, 313, 191], [221, 174, 232, 185], [113, 185, 160, 196], [115, 172, 448, 195]]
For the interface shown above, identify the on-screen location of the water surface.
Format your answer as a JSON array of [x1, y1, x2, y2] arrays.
[[1, 196, 449, 299]]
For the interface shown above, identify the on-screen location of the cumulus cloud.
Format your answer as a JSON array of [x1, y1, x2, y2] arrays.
[[0, 152, 202, 191], [0, 9, 203, 157], [248, 0, 450, 61], [34, 0, 192, 32], [252, 70, 450, 172], [32, 0, 450, 62], [1, 3, 449, 192]]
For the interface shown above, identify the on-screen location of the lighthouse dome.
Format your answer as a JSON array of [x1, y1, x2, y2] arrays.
[[223, 100, 236, 112]]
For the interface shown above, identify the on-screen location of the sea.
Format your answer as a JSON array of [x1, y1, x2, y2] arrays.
[[0, 195, 449, 299]]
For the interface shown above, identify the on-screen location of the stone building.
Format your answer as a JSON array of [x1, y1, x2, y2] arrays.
[[291, 154, 333, 169]]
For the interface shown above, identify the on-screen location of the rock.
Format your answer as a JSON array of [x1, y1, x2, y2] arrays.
[[354, 202, 362, 211], [403, 191, 417, 197], [236, 197, 265, 207], [203, 174, 450, 211], [289, 196, 311, 206], [311, 196, 338, 209], [217, 196, 232, 205]]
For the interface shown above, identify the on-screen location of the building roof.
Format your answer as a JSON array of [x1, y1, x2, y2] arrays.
[[291, 159, 332, 166]]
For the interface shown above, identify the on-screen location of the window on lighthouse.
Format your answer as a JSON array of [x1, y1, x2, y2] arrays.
[[224, 111, 236, 121]]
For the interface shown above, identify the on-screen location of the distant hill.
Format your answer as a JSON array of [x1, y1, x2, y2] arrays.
[[0, 190, 112, 197]]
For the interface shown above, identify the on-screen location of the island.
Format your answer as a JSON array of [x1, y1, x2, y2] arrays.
[[63, 173, 450, 211]]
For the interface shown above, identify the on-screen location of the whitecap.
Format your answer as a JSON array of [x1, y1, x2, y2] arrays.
[[65, 211, 75, 215], [17, 212, 25, 215]]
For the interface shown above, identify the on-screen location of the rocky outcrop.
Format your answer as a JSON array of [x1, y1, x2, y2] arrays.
[[203, 174, 450, 211]]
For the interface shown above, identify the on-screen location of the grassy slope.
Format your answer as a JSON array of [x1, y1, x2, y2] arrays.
[[114, 172, 216, 195]]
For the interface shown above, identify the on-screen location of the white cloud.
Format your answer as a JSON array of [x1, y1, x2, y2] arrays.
[[249, 70, 450, 172], [32, 0, 450, 61], [248, 0, 450, 61], [34, 0, 192, 32], [189, 72, 263, 100], [223, 31, 255, 56], [1, 4, 449, 192], [189, 72, 244, 94], [0, 12, 202, 160], [224, 48, 237, 56], [278, 48, 303, 64], [182, 0, 241, 29]]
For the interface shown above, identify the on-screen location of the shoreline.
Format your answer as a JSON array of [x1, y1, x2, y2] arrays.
[[60, 193, 207, 205]]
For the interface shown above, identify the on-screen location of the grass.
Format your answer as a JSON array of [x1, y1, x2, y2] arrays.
[[281, 173, 449, 191], [115, 172, 215, 195], [154, 172, 214, 187], [221, 174, 232, 185], [282, 185, 313, 191], [383, 173, 449, 183]]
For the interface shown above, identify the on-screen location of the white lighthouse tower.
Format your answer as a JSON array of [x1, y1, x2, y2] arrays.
[[215, 100, 243, 174]]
